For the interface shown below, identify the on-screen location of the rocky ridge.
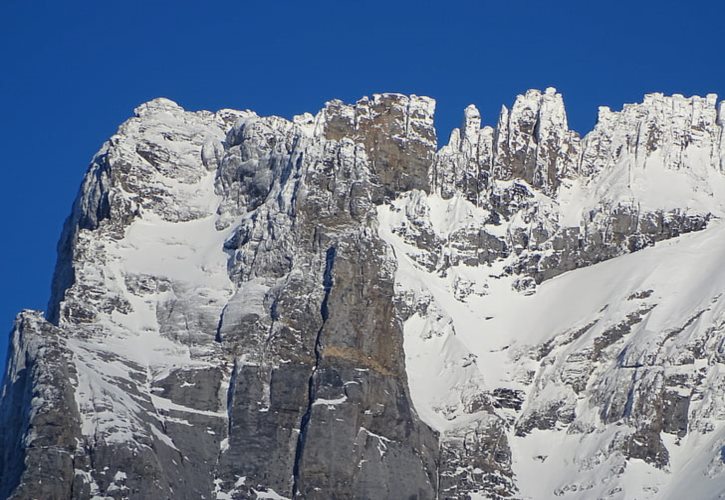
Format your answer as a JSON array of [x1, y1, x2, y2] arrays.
[[2, 89, 725, 499]]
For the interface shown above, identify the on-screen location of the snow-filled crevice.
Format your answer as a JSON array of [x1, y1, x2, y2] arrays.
[[208, 358, 238, 497], [291, 246, 336, 496]]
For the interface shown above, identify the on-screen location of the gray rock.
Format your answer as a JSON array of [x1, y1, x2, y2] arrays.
[[3, 89, 725, 499]]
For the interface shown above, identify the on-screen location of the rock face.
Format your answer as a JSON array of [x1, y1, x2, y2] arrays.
[[4, 89, 725, 499]]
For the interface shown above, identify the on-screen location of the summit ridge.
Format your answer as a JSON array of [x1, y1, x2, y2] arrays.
[[3, 89, 725, 499]]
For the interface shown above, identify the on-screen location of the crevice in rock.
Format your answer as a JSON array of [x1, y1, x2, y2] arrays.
[[291, 246, 336, 497], [208, 361, 238, 499], [226, 359, 238, 439], [214, 304, 229, 343]]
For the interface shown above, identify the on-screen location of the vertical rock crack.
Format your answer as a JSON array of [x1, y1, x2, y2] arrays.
[[291, 246, 336, 497]]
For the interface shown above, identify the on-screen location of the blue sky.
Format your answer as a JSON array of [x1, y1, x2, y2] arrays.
[[1, 0, 723, 373]]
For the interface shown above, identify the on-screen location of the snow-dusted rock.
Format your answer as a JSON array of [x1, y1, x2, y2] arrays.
[[4, 89, 725, 500]]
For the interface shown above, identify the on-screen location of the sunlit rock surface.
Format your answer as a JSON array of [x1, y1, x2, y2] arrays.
[[3, 90, 725, 499]]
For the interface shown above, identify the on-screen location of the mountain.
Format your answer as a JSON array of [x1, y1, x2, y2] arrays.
[[2, 89, 725, 499]]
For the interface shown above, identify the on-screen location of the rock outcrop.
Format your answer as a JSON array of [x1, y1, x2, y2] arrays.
[[4, 89, 725, 499]]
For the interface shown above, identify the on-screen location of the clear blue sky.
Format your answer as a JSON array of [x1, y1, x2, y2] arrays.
[[1, 0, 723, 373]]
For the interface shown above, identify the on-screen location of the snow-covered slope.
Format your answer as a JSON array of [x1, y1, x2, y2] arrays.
[[381, 195, 725, 499], [3, 89, 725, 500]]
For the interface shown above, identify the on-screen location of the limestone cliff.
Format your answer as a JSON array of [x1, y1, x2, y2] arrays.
[[3, 90, 725, 499]]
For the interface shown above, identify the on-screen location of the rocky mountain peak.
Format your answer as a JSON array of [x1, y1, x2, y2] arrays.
[[581, 91, 722, 178], [133, 97, 185, 117], [321, 93, 437, 196], [461, 104, 482, 144], [492, 87, 578, 194], [5, 89, 725, 500], [578, 91, 725, 225]]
